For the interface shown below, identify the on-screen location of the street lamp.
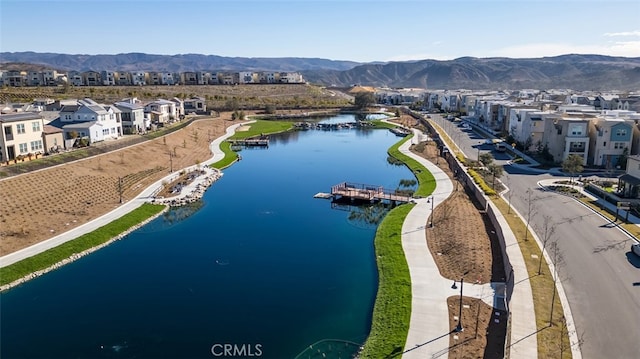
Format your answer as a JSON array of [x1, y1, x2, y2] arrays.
[[455, 272, 469, 332], [427, 195, 435, 227], [456, 276, 464, 332]]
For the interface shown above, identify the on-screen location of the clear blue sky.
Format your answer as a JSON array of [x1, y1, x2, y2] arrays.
[[1, 0, 639, 63]]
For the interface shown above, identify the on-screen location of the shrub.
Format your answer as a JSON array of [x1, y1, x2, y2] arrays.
[[468, 168, 496, 196]]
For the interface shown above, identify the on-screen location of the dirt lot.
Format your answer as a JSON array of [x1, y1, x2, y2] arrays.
[[392, 114, 507, 357], [0, 114, 238, 255]]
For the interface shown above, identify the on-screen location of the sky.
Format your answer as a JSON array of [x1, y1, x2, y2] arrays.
[[1, 0, 639, 63]]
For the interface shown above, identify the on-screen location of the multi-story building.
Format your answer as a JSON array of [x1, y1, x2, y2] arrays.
[[589, 117, 632, 168], [0, 113, 45, 161], [542, 115, 591, 165]]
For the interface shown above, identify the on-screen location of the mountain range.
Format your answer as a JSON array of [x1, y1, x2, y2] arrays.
[[1, 52, 639, 91]]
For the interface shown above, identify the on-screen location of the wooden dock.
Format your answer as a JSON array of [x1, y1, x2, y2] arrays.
[[227, 137, 269, 147], [331, 182, 413, 203]]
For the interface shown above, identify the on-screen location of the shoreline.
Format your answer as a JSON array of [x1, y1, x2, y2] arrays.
[[0, 205, 168, 292]]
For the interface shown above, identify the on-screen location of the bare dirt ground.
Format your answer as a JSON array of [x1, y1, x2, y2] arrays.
[[0, 113, 241, 255], [392, 114, 507, 358]]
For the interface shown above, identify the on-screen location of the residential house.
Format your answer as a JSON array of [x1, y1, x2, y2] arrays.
[[42, 124, 64, 153], [82, 71, 102, 86], [67, 71, 84, 86], [258, 72, 277, 84], [101, 71, 116, 86], [238, 72, 255, 84], [62, 121, 104, 147], [116, 71, 132, 86], [0, 113, 45, 161], [182, 72, 198, 85], [27, 71, 43, 86], [170, 98, 185, 117], [131, 72, 146, 86], [589, 117, 632, 168], [4, 71, 27, 87], [594, 94, 618, 110], [115, 101, 145, 134], [618, 155, 640, 198], [542, 115, 591, 165], [56, 98, 122, 144], [184, 97, 206, 114], [278, 72, 304, 83], [219, 73, 235, 85], [144, 99, 177, 124]]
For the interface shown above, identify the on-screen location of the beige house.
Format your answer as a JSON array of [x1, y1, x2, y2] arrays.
[[0, 113, 45, 162], [42, 124, 64, 153]]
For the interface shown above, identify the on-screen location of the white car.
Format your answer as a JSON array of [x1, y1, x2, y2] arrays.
[[461, 123, 471, 130], [632, 243, 640, 257]]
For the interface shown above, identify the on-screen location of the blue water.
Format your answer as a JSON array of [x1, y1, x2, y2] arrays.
[[0, 115, 414, 358]]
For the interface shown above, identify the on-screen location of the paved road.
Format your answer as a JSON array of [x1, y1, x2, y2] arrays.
[[429, 113, 640, 358]]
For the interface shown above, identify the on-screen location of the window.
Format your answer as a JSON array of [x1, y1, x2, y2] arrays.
[[603, 142, 607, 147], [32, 121, 40, 132], [30, 140, 43, 151], [614, 142, 626, 149], [616, 128, 627, 136], [16, 123, 25, 134], [19, 143, 28, 153]]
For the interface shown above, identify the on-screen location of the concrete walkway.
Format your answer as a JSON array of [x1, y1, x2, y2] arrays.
[[0, 122, 246, 268], [399, 129, 538, 358]]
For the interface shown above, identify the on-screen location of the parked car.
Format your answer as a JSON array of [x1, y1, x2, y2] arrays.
[[632, 243, 640, 257], [494, 142, 508, 152]]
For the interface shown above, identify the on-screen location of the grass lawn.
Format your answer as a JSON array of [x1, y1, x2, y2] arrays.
[[359, 203, 414, 358], [0, 203, 166, 288], [388, 135, 436, 197], [231, 119, 293, 139], [493, 198, 573, 358], [360, 135, 436, 356], [209, 119, 293, 169]]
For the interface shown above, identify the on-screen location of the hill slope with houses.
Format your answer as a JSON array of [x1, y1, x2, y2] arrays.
[[1, 52, 639, 90]]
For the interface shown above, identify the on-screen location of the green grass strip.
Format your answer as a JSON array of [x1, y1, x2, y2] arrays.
[[210, 141, 237, 169], [388, 135, 436, 197], [360, 135, 436, 356], [0, 203, 166, 287], [231, 119, 293, 139], [359, 203, 414, 358], [210, 119, 293, 169]]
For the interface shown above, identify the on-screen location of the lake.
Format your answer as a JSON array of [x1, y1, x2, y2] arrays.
[[0, 114, 414, 358]]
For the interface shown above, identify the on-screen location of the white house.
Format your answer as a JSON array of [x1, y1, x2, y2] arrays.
[[115, 101, 145, 134]]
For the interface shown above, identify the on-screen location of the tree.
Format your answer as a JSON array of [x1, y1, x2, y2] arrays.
[[535, 215, 556, 275], [562, 154, 584, 183], [487, 163, 504, 189], [479, 153, 494, 167], [354, 92, 376, 110]]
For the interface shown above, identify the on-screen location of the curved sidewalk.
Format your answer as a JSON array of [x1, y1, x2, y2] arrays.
[[399, 130, 538, 358], [0, 122, 246, 268]]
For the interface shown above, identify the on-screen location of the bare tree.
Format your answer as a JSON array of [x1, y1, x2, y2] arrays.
[[535, 215, 556, 275], [524, 189, 537, 241]]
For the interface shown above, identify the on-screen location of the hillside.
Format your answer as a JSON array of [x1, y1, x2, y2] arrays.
[[1, 52, 639, 90], [0, 52, 360, 72], [303, 55, 640, 90]]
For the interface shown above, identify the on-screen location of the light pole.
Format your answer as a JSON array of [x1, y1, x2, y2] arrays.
[[169, 152, 173, 173], [428, 195, 435, 227], [456, 276, 464, 332]]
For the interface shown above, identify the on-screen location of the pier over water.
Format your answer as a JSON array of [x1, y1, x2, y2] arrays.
[[331, 182, 413, 203]]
